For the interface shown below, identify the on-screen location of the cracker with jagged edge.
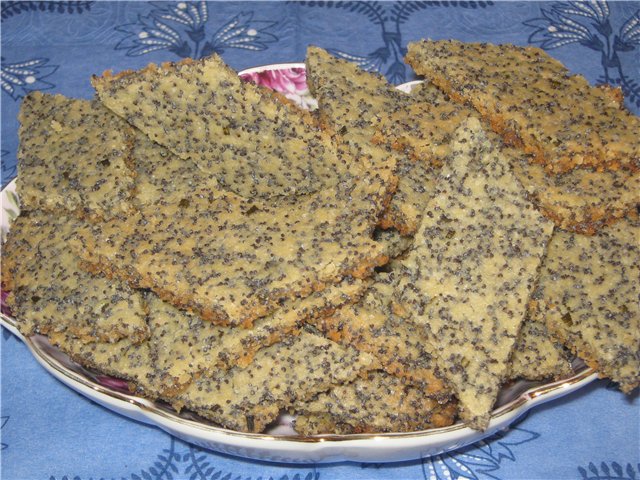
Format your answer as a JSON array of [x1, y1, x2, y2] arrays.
[[92, 54, 350, 199], [405, 39, 640, 174], [149, 278, 368, 394], [531, 217, 640, 393], [396, 118, 554, 429], [175, 332, 379, 432], [306, 46, 431, 235], [72, 124, 395, 327], [293, 370, 457, 435], [377, 155, 438, 235], [507, 315, 573, 381], [17, 92, 136, 221], [312, 272, 448, 390], [3, 211, 149, 344]]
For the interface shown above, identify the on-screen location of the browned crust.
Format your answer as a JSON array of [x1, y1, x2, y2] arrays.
[[377, 205, 418, 236], [79, 255, 233, 325], [298, 400, 458, 434], [229, 280, 369, 370], [597, 83, 624, 107], [405, 51, 638, 176], [371, 164, 403, 233], [535, 202, 636, 236], [372, 131, 419, 236], [19, 317, 148, 345], [372, 128, 445, 168]]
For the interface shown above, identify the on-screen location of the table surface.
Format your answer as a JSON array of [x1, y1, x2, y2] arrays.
[[1, 1, 639, 479]]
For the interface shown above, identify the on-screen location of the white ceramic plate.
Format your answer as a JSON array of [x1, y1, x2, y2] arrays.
[[0, 64, 598, 464]]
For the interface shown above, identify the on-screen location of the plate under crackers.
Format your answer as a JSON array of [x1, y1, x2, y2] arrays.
[[0, 64, 598, 464]]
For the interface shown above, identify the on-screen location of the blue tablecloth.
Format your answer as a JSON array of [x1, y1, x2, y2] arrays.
[[1, 1, 639, 479]]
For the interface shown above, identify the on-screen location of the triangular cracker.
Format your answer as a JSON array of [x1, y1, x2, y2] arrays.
[[149, 278, 368, 394], [396, 118, 554, 429], [306, 46, 430, 235], [175, 332, 378, 432], [293, 370, 457, 435]]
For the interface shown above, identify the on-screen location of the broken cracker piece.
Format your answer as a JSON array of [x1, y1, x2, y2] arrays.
[[92, 54, 345, 198], [149, 278, 368, 394], [46, 331, 162, 400], [131, 130, 219, 208], [531, 217, 640, 393], [373, 229, 414, 259], [293, 370, 457, 435], [312, 272, 447, 390], [374, 81, 476, 167], [512, 159, 640, 235], [507, 314, 573, 382], [306, 46, 427, 235]]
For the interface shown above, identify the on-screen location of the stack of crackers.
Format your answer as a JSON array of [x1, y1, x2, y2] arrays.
[[2, 40, 638, 434]]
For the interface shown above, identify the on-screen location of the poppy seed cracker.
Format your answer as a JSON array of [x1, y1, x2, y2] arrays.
[[378, 81, 639, 235], [175, 332, 378, 432], [92, 55, 346, 198], [312, 273, 448, 390], [72, 116, 394, 327], [405, 39, 640, 174], [374, 229, 414, 259], [17, 92, 136, 221], [306, 46, 429, 235], [512, 160, 640, 235], [149, 278, 368, 394], [373, 82, 475, 168], [531, 218, 640, 393], [46, 331, 162, 400], [293, 370, 457, 435], [131, 130, 219, 208], [3, 211, 149, 344], [396, 118, 554, 429], [507, 315, 573, 381], [376, 156, 438, 235]]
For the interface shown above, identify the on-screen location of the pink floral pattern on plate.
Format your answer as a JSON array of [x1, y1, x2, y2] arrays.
[[1, 290, 11, 316], [240, 67, 317, 110]]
